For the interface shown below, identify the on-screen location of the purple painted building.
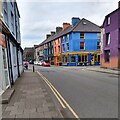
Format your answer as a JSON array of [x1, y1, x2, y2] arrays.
[[101, 3, 120, 68]]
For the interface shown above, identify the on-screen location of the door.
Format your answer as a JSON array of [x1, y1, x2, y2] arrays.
[[91, 54, 95, 65]]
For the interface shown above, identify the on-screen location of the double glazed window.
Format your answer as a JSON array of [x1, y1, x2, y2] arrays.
[[106, 33, 110, 46], [71, 56, 76, 62], [104, 50, 110, 62], [107, 16, 110, 25], [11, 12, 14, 33], [97, 33, 101, 40], [62, 44, 65, 52], [66, 34, 69, 41], [80, 42, 85, 50], [97, 42, 101, 50], [58, 46, 60, 52], [66, 43, 69, 51], [80, 32, 84, 40]]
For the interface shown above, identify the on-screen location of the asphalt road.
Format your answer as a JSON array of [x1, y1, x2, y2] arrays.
[[33, 65, 118, 118]]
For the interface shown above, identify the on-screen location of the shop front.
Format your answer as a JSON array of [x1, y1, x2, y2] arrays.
[[0, 33, 10, 95], [62, 52, 100, 66]]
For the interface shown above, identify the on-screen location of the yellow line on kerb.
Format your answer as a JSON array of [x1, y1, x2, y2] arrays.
[[37, 71, 80, 119], [37, 72, 66, 108]]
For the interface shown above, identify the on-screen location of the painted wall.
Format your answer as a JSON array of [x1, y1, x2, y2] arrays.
[[62, 32, 100, 53], [101, 9, 120, 68]]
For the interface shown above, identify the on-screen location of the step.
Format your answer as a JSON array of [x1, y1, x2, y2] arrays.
[[1, 88, 15, 104]]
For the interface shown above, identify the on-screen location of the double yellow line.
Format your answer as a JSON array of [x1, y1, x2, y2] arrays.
[[37, 71, 80, 119]]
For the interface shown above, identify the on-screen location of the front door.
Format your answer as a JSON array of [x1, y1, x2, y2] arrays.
[[91, 54, 95, 65]]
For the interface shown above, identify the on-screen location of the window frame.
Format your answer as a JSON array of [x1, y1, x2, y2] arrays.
[[80, 32, 85, 40], [104, 50, 110, 63], [80, 42, 85, 50], [106, 33, 110, 46], [71, 55, 76, 62]]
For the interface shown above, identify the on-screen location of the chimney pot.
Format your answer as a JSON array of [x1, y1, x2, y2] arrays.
[[51, 31, 55, 36], [56, 27, 63, 33], [72, 17, 80, 26], [46, 34, 51, 39], [63, 23, 70, 30]]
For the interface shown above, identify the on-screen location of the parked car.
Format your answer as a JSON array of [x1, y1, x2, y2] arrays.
[[34, 61, 38, 65], [29, 60, 34, 64], [42, 60, 50, 67], [37, 61, 42, 66]]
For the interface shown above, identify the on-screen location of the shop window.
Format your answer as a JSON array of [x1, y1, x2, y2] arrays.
[[85, 55, 87, 62], [104, 50, 110, 62], [95, 54, 97, 61], [65, 56, 68, 63], [71, 56, 76, 62], [80, 32, 84, 40], [66, 43, 69, 51], [62, 56, 64, 62], [97, 42, 101, 50], [78, 55, 81, 62], [78, 54, 88, 62], [98, 55, 100, 62], [106, 33, 110, 46], [80, 42, 85, 50]]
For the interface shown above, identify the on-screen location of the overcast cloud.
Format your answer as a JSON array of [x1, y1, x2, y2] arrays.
[[17, 0, 119, 49]]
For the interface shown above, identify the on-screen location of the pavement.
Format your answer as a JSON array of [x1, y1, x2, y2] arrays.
[[2, 70, 63, 119], [85, 66, 120, 75], [63, 65, 120, 75]]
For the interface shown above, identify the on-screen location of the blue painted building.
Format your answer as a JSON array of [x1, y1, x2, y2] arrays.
[[61, 17, 101, 66]]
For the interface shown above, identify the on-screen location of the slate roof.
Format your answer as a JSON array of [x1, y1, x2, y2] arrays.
[[72, 18, 101, 32], [37, 18, 101, 46], [102, 8, 120, 27]]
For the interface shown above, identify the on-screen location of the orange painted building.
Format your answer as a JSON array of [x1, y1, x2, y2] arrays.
[[53, 23, 70, 65], [54, 37, 62, 65]]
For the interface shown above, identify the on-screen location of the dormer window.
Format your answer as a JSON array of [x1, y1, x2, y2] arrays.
[[107, 16, 110, 25]]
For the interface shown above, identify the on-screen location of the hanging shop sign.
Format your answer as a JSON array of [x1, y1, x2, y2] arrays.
[[0, 33, 6, 48]]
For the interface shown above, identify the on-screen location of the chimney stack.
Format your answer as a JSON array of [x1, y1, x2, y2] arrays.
[[72, 17, 80, 26], [56, 27, 63, 33], [63, 23, 70, 30], [46, 34, 51, 39], [118, 1, 120, 8], [51, 31, 55, 36]]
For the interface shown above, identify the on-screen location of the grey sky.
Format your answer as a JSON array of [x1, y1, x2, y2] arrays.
[[17, 0, 119, 49]]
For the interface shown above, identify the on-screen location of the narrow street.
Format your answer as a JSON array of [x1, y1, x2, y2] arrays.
[[34, 65, 118, 118]]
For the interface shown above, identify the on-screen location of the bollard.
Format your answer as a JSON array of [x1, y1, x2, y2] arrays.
[[33, 65, 35, 72]]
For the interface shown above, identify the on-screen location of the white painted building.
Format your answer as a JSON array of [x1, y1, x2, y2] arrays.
[[0, 0, 23, 90], [0, 33, 10, 95]]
